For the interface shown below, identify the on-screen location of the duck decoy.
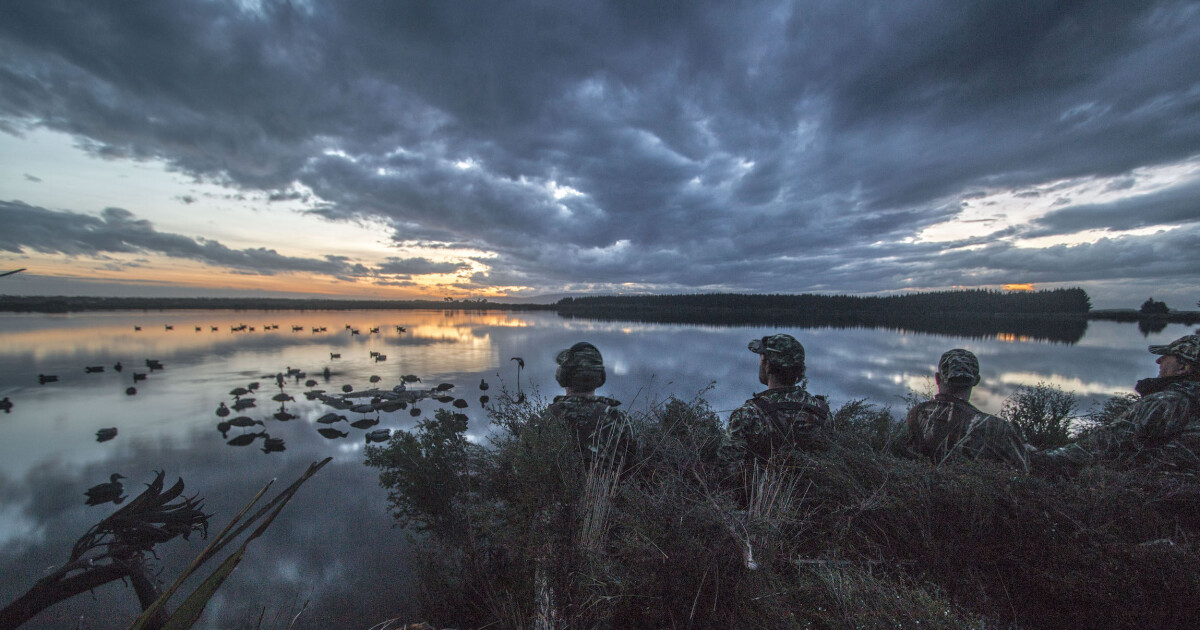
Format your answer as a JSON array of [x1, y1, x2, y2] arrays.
[[351, 403, 376, 414], [379, 400, 404, 413], [395, 326, 406, 333], [271, 393, 294, 402], [365, 429, 391, 443], [262, 437, 286, 453], [247, 382, 260, 391], [305, 379, 318, 387], [273, 410, 297, 421], [409, 407, 421, 417], [351, 417, 380, 429], [374, 354, 387, 362], [96, 427, 118, 442], [195, 326, 202, 332], [134, 326, 142, 331], [227, 431, 268, 447], [317, 427, 349, 439], [217, 421, 231, 438], [132, 372, 147, 382], [228, 416, 264, 428], [369, 327, 379, 334], [145, 359, 164, 370], [85, 366, 104, 373], [402, 374, 421, 383], [330, 353, 341, 359], [0, 397, 11, 413], [479, 379, 489, 391], [113, 361, 123, 372], [216, 402, 230, 417], [211, 326, 219, 332], [480, 395, 490, 405], [229, 387, 250, 398], [164, 325, 173, 331], [38, 374, 58, 385], [232, 398, 256, 411], [316, 413, 346, 425], [435, 383, 455, 392], [452, 398, 469, 409], [435, 395, 454, 403], [84, 473, 125, 506], [125, 387, 137, 396], [342, 384, 353, 393], [322, 366, 331, 379]]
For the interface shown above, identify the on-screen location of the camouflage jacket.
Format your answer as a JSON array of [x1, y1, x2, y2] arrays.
[[720, 386, 831, 469], [545, 394, 633, 464], [1042, 378, 1200, 470], [904, 394, 1030, 471]]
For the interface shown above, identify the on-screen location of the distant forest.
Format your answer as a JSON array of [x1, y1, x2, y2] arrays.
[[0, 295, 551, 313], [555, 288, 1094, 343]]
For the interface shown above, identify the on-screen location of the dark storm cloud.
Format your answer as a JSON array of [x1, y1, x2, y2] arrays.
[[2, 0, 1199, 299], [375, 256, 468, 276], [1027, 176, 1200, 236]]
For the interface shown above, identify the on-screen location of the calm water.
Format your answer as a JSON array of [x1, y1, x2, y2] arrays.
[[0, 309, 1193, 628]]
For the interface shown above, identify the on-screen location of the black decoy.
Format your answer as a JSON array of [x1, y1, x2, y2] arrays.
[[330, 353, 341, 359], [228, 416, 264, 428], [0, 397, 11, 413], [38, 374, 58, 385], [195, 326, 202, 332], [217, 421, 231, 438], [452, 398, 469, 409], [395, 326, 406, 333], [351, 417, 380, 430], [435, 383, 454, 391], [374, 354, 387, 362], [146, 359, 164, 370], [316, 413, 346, 425], [232, 398, 256, 411], [84, 474, 125, 506], [480, 395, 490, 405], [247, 382, 260, 391], [436, 395, 454, 403], [479, 379, 489, 391], [273, 409, 297, 421], [133, 326, 141, 331], [271, 393, 294, 403], [227, 431, 268, 447], [85, 366, 104, 373], [96, 427, 118, 442], [351, 403, 376, 414], [262, 437, 286, 453], [369, 375, 382, 384], [216, 402, 231, 417], [305, 379, 318, 387], [125, 387, 137, 396], [322, 367, 331, 379], [317, 427, 348, 439], [229, 387, 250, 398], [113, 361, 123, 372], [380, 400, 404, 413], [164, 325, 173, 331], [342, 384, 353, 393], [132, 372, 147, 382], [365, 429, 391, 443], [402, 374, 421, 383], [409, 407, 421, 417]]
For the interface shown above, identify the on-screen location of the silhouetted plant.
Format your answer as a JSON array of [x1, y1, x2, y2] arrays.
[[1001, 382, 1078, 448], [1140, 297, 1170, 315]]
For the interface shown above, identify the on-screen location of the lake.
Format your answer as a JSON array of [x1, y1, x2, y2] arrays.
[[0, 309, 1193, 628]]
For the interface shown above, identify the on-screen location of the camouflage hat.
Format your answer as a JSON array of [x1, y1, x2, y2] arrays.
[[1149, 334, 1200, 366], [937, 348, 981, 387], [748, 333, 805, 369], [555, 341, 606, 389]]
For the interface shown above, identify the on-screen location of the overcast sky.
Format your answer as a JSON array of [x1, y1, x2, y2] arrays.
[[1, 0, 1199, 308]]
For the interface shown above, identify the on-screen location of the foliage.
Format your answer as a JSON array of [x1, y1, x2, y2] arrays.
[[1140, 297, 1171, 315], [1001, 382, 1078, 448]]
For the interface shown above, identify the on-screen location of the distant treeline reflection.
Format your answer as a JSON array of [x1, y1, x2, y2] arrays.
[[556, 288, 1092, 343]]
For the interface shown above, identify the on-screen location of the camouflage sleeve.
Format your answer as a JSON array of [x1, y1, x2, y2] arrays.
[[1123, 392, 1195, 447], [961, 415, 1030, 472], [720, 403, 762, 473]]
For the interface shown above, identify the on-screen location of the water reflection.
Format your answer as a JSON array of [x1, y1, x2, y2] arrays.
[[0, 309, 1192, 628]]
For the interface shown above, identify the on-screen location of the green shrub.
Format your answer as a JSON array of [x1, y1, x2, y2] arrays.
[[1001, 382, 1077, 448]]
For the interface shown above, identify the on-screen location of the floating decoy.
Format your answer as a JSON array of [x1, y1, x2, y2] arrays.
[[113, 361, 123, 372], [380, 400, 404, 413], [132, 372, 147, 382], [271, 393, 294, 402], [365, 429, 391, 443], [164, 325, 173, 331], [216, 402, 230, 417], [217, 421, 231, 438], [85, 366, 104, 373], [435, 383, 454, 392], [480, 395, 489, 405], [195, 326, 202, 332], [134, 326, 142, 331], [84, 474, 125, 506], [409, 407, 421, 417], [228, 416, 264, 428], [229, 387, 250, 398], [316, 413, 346, 424], [452, 398, 469, 409], [392, 382, 406, 393], [247, 382, 260, 391], [211, 326, 219, 332], [322, 367, 331, 379], [479, 379, 489, 391], [125, 387, 137, 396], [273, 410, 297, 421], [370, 327, 379, 334], [248, 326, 255, 332], [227, 431, 268, 447], [38, 374, 58, 385], [145, 359, 164, 370], [351, 403, 376, 414], [395, 326, 406, 333], [305, 379, 318, 387], [232, 398, 256, 411], [374, 354, 387, 362], [342, 384, 353, 393], [351, 417, 380, 430], [262, 437, 286, 453], [436, 395, 454, 403], [275, 373, 285, 388], [317, 427, 348, 439], [96, 427, 118, 442], [350, 329, 360, 335], [402, 374, 421, 383], [0, 397, 11, 413], [369, 375, 381, 384]]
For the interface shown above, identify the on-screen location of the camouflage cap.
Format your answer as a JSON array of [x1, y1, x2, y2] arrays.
[[555, 341, 606, 389], [937, 348, 981, 387], [748, 333, 805, 368], [1149, 334, 1200, 366]]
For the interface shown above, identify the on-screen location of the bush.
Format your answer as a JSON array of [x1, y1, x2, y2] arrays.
[[1140, 298, 1170, 315], [368, 392, 1200, 629], [1001, 382, 1077, 448]]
